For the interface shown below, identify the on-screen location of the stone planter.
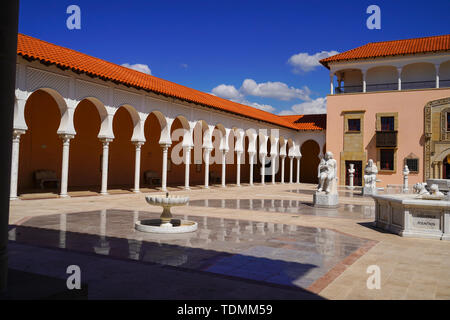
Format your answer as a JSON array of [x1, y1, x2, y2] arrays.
[[372, 194, 450, 241]]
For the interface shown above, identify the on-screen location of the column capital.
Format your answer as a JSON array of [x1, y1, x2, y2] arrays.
[[160, 143, 171, 151], [133, 141, 145, 147], [12, 129, 26, 141], [59, 134, 75, 142], [100, 138, 113, 145]]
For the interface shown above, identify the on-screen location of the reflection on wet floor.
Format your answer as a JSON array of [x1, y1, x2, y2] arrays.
[[188, 199, 375, 219], [10, 209, 370, 290], [290, 189, 364, 197]]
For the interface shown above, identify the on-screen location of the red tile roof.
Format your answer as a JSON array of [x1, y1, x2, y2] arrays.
[[17, 33, 324, 131], [320, 34, 450, 68], [279, 114, 326, 130]]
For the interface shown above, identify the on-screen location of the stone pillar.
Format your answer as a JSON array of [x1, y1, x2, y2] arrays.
[[221, 150, 226, 188], [435, 64, 440, 89], [10, 130, 25, 200], [348, 163, 355, 190], [296, 156, 301, 184], [132, 142, 144, 193], [260, 154, 266, 185], [289, 156, 294, 184], [100, 138, 112, 195], [249, 152, 255, 186], [204, 147, 212, 188], [438, 162, 443, 179], [280, 156, 285, 184], [403, 165, 410, 193], [184, 146, 192, 190], [362, 70, 367, 92], [397, 67, 402, 91], [330, 74, 334, 94], [271, 155, 276, 184], [236, 151, 242, 186], [59, 134, 74, 198], [161, 144, 170, 192]]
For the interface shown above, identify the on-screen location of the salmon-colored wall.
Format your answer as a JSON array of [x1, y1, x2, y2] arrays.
[[326, 88, 450, 187], [19, 91, 62, 190], [69, 100, 102, 187], [109, 107, 135, 186], [301, 140, 320, 183]]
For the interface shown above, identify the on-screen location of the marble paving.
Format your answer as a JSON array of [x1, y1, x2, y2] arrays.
[[9, 209, 371, 293]]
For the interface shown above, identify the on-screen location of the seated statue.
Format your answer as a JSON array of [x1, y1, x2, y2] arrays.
[[364, 159, 378, 189], [317, 151, 337, 194]]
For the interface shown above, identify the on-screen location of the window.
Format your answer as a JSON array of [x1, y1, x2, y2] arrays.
[[381, 116, 395, 131], [348, 119, 361, 132], [447, 112, 450, 131], [405, 158, 419, 173], [380, 149, 394, 170]]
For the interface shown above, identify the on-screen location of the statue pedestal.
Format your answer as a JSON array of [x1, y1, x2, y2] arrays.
[[362, 186, 377, 196], [313, 192, 339, 208]]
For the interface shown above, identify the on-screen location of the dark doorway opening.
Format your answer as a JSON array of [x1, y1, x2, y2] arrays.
[[345, 161, 362, 186]]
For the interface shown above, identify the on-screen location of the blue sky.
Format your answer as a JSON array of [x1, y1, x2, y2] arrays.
[[19, 0, 450, 115]]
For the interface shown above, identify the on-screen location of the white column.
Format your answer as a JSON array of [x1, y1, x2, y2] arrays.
[[132, 142, 144, 193], [289, 156, 294, 184], [362, 70, 367, 93], [10, 130, 25, 200], [330, 74, 334, 94], [271, 155, 276, 184], [435, 64, 440, 88], [161, 144, 170, 192], [204, 147, 212, 189], [249, 152, 255, 186], [221, 150, 226, 188], [59, 134, 74, 198], [280, 156, 285, 184], [397, 67, 402, 90], [100, 138, 112, 195], [184, 146, 192, 190], [403, 165, 410, 193], [296, 156, 301, 184], [236, 151, 242, 186], [260, 154, 266, 185]]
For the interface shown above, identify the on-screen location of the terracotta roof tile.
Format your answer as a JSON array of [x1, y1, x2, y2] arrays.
[[320, 34, 450, 68], [17, 34, 326, 131], [279, 114, 326, 130]]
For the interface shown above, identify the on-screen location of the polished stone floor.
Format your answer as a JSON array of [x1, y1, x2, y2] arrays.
[[10, 209, 370, 291], [188, 199, 375, 220]]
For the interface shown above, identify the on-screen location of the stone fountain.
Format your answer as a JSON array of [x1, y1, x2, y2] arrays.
[[135, 193, 198, 234], [372, 183, 450, 241]]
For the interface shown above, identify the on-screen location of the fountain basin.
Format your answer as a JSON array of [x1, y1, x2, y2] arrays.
[[135, 219, 197, 234], [135, 194, 198, 234], [372, 194, 450, 241]]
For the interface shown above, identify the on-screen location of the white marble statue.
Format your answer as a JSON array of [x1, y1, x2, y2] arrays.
[[364, 159, 378, 189], [413, 182, 428, 195], [317, 151, 337, 194]]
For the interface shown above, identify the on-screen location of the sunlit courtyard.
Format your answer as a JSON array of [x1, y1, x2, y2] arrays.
[[8, 183, 450, 299]]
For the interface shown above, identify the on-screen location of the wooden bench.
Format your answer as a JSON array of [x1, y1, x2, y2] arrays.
[[209, 171, 221, 184], [144, 170, 161, 186], [34, 170, 60, 189]]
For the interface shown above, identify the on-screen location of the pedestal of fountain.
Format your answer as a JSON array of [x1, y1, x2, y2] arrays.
[[135, 193, 198, 234]]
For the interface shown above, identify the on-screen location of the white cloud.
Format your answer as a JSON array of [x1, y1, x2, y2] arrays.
[[211, 84, 244, 100], [288, 51, 339, 73], [121, 63, 152, 75], [211, 83, 275, 113], [180, 63, 189, 69], [279, 97, 327, 115], [241, 79, 311, 101]]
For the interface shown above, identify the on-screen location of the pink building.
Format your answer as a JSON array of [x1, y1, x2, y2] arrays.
[[320, 34, 450, 188]]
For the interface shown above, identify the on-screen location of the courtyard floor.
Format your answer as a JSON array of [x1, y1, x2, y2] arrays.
[[7, 183, 450, 300]]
